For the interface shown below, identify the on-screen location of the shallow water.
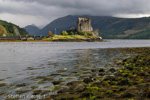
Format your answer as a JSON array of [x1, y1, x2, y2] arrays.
[[0, 39, 150, 99]]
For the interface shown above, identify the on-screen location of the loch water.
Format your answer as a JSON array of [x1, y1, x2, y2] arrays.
[[0, 39, 150, 99]]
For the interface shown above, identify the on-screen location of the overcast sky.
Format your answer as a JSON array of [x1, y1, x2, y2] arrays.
[[1, 0, 150, 28]]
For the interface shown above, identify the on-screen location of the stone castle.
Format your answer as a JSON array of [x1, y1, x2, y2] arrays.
[[77, 17, 99, 36], [66, 17, 99, 36], [77, 18, 93, 32]]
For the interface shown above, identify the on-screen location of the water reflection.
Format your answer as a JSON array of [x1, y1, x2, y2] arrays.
[[0, 48, 133, 99], [76, 49, 94, 65], [0, 40, 150, 99], [73, 49, 130, 68]]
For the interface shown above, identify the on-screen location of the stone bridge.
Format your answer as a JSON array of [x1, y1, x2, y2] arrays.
[[20, 35, 47, 40], [0, 35, 48, 40]]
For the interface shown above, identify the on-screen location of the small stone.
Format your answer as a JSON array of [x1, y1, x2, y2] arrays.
[[52, 81, 62, 85], [121, 93, 134, 98], [83, 78, 93, 84], [109, 68, 116, 73], [67, 81, 84, 86], [126, 66, 133, 70], [118, 79, 129, 85], [99, 68, 105, 72], [32, 90, 42, 95], [99, 73, 105, 76], [91, 69, 96, 72], [58, 87, 70, 93], [75, 84, 86, 92], [140, 72, 145, 76], [16, 83, 26, 87], [92, 82, 101, 87]]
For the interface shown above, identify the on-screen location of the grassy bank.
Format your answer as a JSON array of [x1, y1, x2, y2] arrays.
[[0, 35, 103, 42], [45, 47, 150, 100], [42, 35, 102, 41], [43, 35, 91, 40]]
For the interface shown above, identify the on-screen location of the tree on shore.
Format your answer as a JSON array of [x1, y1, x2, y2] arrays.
[[0, 25, 7, 36], [49, 31, 53, 36], [61, 31, 68, 35]]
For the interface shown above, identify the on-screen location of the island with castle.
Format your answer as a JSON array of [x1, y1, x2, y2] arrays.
[[42, 17, 103, 42]]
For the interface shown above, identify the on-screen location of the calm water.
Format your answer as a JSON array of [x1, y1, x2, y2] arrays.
[[0, 39, 150, 79], [0, 39, 150, 99]]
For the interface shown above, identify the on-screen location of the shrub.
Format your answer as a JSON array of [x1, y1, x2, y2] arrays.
[[70, 32, 74, 35], [79, 32, 86, 36], [0, 25, 7, 36], [48, 31, 53, 36], [86, 32, 93, 36], [78, 31, 93, 36], [75, 32, 78, 35], [61, 31, 68, 35]]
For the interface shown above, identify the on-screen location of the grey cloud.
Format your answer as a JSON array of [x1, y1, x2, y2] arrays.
[[1, 0, 150, 27], [8, 0, 150, 15]]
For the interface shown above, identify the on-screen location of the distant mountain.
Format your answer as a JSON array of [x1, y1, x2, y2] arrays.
[[24, 25, 40, 35], [0, 20, 28, 36], [37, 15, 150, 39], [36, 15, 77, 36]]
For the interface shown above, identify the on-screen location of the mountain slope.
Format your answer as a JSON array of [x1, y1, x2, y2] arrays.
[[0, 20, 28, 36], [24, 25, 40, 35], [98, 17, 150, 39], [36, 15, 78, 35], [37, 15, 150, 39]]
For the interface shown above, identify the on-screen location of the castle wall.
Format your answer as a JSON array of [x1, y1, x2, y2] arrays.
[[77, 18, 93, 32]]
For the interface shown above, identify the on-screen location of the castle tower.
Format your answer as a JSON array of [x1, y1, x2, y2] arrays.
[[77, 17, 93, 32]]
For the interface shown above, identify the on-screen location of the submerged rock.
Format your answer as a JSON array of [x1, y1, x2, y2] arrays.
[[52, 81, 63, 85], [32, 90, 42, 95], [16, 90, 31, 94], [0, 83, 7, 87], [121, 92, 135, 98], [99, 68, 105, 72], [58, 87, 70, 93], [67, 81, 84, 86], [109, 68, 116, 73], [99, 73, 105, 76], [83, 78, 93, 84], [16, 83, 26, 87]]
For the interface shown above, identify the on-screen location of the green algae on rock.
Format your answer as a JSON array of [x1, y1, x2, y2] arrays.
[[0, 83, 7, 87], [49, 47, 150, 100]]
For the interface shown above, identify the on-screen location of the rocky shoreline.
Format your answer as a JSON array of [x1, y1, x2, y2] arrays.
[[45, 47, 150, 100], [50, 38, 104, 42], [0, 38, 104, 42], [1, 47, 150, 100]]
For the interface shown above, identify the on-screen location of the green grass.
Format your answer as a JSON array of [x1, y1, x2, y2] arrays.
[[43, 35, 98, 40]]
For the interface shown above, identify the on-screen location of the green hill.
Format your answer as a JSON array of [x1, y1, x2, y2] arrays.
[[0, 20, 29, 36], [97, 17, 150, 39], [24, 25, 40, 35], [37, 15, 150, 39]]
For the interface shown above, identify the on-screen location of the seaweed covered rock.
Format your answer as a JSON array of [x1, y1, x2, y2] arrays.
[[99, 68, 105, 72], [121, 92, 135, 98], [83, 78, 93, 84], [50, 47, 150, 100]]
